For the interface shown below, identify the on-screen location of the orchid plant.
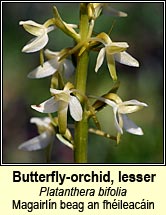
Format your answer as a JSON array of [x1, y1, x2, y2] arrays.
[[18, 3, 148, 163]]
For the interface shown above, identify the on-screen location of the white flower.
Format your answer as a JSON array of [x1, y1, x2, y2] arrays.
[[31, 89, 82, 120], [19, 20, 55, 53], [18, 117, 54, 151], [95, 35, 139, 80], [28, 49, 75, 79], [88, 3, 127, 19], [31, 84, 83, 134], [102, 3, 128, 17], [102, 98, 148, 136]]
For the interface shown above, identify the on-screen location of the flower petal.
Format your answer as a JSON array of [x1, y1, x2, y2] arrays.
[[122, 114, 144, 135], [106, 42, 128, 55], [30, 117, 51, 127], [95, 47, 105, 72], [114, 51, 139, 67], [28, 59, 59, 78], [31, 97, 59, 113], [18, 131, 53, 151], [22, 32, 48, 53], [69, 95, 83, 121], [119, 105, 143, 114], [121, 99, 148, 107], [19, 20, 44, 36]]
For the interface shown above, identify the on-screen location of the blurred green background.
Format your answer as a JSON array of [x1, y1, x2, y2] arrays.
[[3, 2, 164, 164]]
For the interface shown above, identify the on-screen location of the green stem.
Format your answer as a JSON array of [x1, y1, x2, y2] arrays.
[[74, 4, 91, 163], [45, 141, 53, 163], [74, 52, 89, 163]]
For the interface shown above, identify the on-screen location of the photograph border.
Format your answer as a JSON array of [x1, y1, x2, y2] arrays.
[[1, 0, 165, 166]]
